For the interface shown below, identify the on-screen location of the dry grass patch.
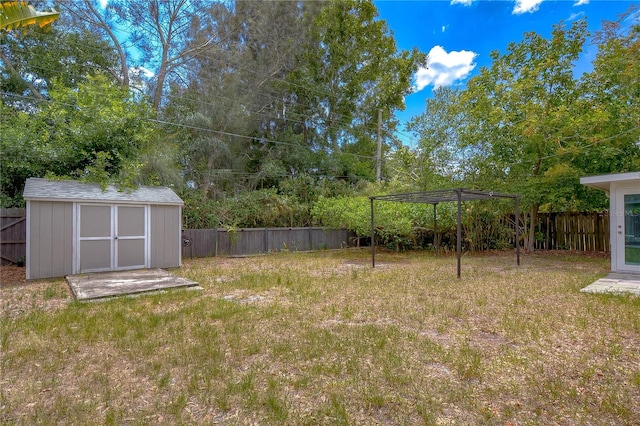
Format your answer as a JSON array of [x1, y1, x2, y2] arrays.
[[1, 250, 639, 425]]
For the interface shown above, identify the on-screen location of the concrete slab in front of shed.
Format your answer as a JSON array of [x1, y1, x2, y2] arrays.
[[580, 272, 640, 296], [67, 269, 201, 301]]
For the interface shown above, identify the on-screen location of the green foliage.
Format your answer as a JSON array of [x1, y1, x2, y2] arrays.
[[407, 16, 639, 209], [312, 195, 437, 249], [311, 190, 521, 251], [182, 188, 309, 229], [0, 74, 159, 206], [407, 15, 640, 249], [2, 0, 636, 232], [463, 201, 518, 251], [577, 12, 640, 176], [181, 175, 356, 229], [36, 74, 154, 184], [277, 174, 353, 204], [0, 24, 119, 105], [286, 0, 425, 176]]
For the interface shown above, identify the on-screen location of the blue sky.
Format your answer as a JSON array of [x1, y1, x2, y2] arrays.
[[373, 0, 637, 143]]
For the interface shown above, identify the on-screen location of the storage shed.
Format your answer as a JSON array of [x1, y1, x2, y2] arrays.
[[580, 171, 640, 273], [23, 178, 184, 280]]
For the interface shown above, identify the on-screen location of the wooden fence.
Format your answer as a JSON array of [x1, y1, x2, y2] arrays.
[[1, 208, 26, 265], [182, 227, 352, 258], [0, 209, 611, 266], [534, 212, 609, 251]]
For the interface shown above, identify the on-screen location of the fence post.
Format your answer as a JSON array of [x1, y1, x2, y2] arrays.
[[264, 227, 269, 253]]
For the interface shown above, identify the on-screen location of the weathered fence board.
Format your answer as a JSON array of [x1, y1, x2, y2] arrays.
[[535, 212, 609, 252], [0, 209, 613, 267], [181, 227, 350, 258], [1, 209, 26, 265]]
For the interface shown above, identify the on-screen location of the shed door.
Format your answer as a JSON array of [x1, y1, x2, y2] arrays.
[[79, 204, 113, 272], [616, 190, 640, 272], [78, 204, 148, 273], [115, 205, 147, 270]]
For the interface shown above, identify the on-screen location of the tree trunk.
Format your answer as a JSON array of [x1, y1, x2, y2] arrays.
[[527, 203, 539, 251]]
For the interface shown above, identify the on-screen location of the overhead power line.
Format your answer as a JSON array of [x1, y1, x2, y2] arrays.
[[42, 14, 419, 139], [0, 91, 378, 163]]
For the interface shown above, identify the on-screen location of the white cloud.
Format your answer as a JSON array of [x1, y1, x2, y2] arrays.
[[131, 66, 154, 79], [450, 0, 474, 5], [568, 11, 585, 21], [574, 0, 589, 6], [414, 45, 477, 91], [513, 0, 544, 15], [99, 0, 108, 8]]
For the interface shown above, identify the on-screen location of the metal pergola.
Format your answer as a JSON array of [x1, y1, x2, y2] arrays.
[[369, 188, 521, 278]]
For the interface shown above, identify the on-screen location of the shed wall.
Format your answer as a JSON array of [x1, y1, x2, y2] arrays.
[[27, 201, 73, 280], [150, 205, 181, 268]]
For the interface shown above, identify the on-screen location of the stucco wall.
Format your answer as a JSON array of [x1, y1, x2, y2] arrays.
[[609, 180, 640, 272]]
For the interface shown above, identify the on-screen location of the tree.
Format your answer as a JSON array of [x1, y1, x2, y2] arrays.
[[287, 0, 425, 179], [57, 0, 130, 88], [0, 74, 158, 206], [1, 20, 120, 106], [577, 6, 640, 178], [410, 19, 591, 249], [406, 86, 467, 185], [107, 0, 216, 111], [166, 0, 324, 197]]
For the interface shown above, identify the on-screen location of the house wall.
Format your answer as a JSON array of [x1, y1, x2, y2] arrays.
[[609, 180, 640, 272], [26, 201, 74, 280], [150, 205, 181, 268]]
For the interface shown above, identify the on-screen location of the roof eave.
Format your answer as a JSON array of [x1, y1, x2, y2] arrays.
[[580, 171, 640, 194], [23, 196, 184, 206]]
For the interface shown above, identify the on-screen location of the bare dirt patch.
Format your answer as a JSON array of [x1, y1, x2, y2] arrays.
[[0, 265, 26, 286]]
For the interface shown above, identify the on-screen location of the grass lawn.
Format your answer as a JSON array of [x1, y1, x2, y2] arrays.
[[1, 250, 639, 425]]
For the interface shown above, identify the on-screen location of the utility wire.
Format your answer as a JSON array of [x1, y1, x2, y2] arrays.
[[7, 59, 418, 150], [14, 60, 394, 141], [38, 13, 416, 138], [0, 91, 378, 162]]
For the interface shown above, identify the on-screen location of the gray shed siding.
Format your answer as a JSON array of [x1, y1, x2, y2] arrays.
[[24, 178, 184, 279], [150, 205, 181, 268], [27, 201, 73, 280]]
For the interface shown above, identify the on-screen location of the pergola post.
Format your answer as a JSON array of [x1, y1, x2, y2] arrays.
[[433, 203, 438, 256], [456, 189, 462, 278], [515, 196, 520, 266], [370, 197, 375, 268]]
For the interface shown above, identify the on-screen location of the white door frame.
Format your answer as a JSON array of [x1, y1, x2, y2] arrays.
[[613, 186, 640, 273], [76, 203, 113, 274], [75, 203, 150, 273], [114, 204, 149, 271]]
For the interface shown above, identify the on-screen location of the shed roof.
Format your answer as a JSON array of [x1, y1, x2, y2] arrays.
[[23, 178, 184, 205]]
